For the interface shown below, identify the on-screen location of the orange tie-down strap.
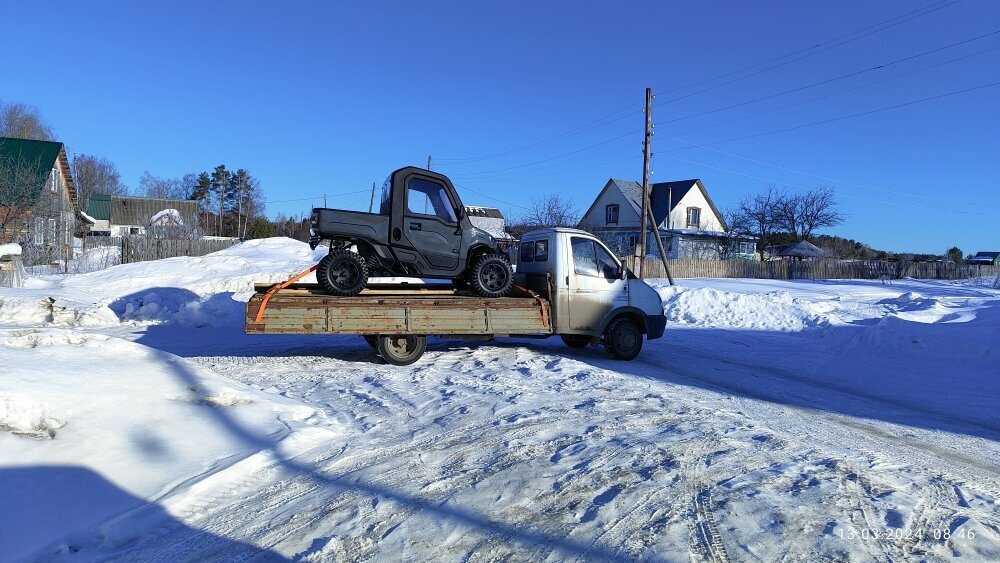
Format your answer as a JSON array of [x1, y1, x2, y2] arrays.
[[253, 264, 319, 324], [513, 284, 549, 329]]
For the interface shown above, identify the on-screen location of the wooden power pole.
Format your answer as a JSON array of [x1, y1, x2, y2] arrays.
[[638, 87, 653, 277], [427, 155, 432, 171]]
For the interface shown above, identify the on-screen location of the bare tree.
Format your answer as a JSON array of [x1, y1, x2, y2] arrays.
[[731, 186, 780, 261], [139, 171, 188, 199], [0, 147, 47, 241], [773, 186, 844, 241], [0, 100, 55, 141], [73, 154, 128, 210], [506, 194, 578, 239]]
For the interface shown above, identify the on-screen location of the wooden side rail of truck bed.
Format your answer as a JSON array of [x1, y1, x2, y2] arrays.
[[245, 283, 552, 337]]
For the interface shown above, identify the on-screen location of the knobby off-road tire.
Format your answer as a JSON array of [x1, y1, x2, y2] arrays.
[[469, 254, 513, 298], [604, 317, 643, 360], [317, 250, 368, 296], [376, 334, 427, 366], [560, 334, 591, 348]]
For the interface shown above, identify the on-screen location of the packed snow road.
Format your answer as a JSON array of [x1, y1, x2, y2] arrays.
[[2, 239, 999, 561]]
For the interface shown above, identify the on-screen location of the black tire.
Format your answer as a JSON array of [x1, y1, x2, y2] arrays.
[[560, 334, 591, 348], [362, 335, 378, 349], [376, 334, 427, 366], [317, 250, 368, 296], [469, 254, 513, 298], [603, 317, 643, 360]]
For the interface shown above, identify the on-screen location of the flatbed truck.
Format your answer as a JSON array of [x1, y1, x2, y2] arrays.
[[246, 228, 666, 365]]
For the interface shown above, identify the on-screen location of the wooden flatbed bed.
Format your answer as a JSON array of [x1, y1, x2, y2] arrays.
[[245, 282, 553, 337]]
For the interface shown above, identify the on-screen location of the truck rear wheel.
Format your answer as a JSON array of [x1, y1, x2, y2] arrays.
[[604, 317, 642, 360], [469, 254, 513, 298], [317, 250, 368, 296], [376, 334, 427, 366]]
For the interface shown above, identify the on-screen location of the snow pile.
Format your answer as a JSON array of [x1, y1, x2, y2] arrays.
[[0, 328, 331, 561], [0, 242, 22, 257], [149, 208, 183, 226], [657, 285, 830, 331], [0, 394, 65, 439]]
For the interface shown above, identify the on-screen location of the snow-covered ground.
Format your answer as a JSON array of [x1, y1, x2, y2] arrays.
[[2, 238, 998, 562]]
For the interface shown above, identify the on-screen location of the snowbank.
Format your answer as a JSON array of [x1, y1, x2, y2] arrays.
[[0, 242, 22, 257], [0, 328, 330, 560], [656, 285, 832, 331]]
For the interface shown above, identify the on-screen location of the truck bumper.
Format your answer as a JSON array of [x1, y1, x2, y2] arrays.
[[646, 314, 666, 340]]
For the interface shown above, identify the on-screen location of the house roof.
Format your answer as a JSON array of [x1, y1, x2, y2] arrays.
[[600, 178, 728, 232], [87, 194, 112, 220], [777, 240, 825, 258], [464, 206, 513, 240], [0, 136, 75, 206], [972, 251, 999, 259], [464, 206, 504, 219]]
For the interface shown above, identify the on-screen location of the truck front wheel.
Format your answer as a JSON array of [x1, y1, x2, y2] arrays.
[[469, 254, 513, 298], [376, 334, 427, 366], [604, 317, 643, 360], [317, 250, 368, 296]]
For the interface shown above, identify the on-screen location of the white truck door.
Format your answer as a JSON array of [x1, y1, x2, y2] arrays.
[[567, 236, 628, 332]]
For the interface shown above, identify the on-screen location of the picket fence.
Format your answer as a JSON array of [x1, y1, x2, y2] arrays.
[[623, 256, 1000, 282], [84, 236, 240, 265]]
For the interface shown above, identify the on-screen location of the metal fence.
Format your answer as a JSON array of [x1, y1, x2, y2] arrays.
[[624, 256, 1000, 281], [83, 236, 240, 265]]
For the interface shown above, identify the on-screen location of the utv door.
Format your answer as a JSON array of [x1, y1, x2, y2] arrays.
[[399, 175, 462, 273], [567, 236, 628, 331]]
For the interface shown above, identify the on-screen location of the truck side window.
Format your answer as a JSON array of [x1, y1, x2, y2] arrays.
[[520, 241, 534, 262], [406, 178, 457, 223], [571, 237, 598, 277], [534, 240, 548, 262], [594, 242, 618, 279]]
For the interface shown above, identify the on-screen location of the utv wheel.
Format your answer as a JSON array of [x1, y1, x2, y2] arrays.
[[317, 250, 368, 296], [470, 254, 513, 298], [376, 334, 427, 366], [604, 317, 643, 360], [561, 334, 591, 348]]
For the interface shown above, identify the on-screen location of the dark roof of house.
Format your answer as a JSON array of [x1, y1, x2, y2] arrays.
[[972, 251, 999, 259], [0, 136, 66, 205], [87, 194, 112, 220], [88, 195, 199, 227], [778, 240, 825, 258]]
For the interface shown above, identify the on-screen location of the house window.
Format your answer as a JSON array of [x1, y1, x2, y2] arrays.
[[628, 235, 638, 250], [48, 219, 57, 244], [605, 204, 619, 225], [51, 168, 59, 193], [34, 217, 44, 245], [686, 207, 701, 228]]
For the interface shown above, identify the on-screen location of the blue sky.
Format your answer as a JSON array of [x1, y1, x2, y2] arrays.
[[2, 0, 997, 254]]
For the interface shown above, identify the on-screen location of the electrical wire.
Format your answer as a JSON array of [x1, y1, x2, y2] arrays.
[[266, 189, 370, 204]]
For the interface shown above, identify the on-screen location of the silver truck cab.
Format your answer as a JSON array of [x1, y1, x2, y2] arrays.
[[516, 228, 666, 360]]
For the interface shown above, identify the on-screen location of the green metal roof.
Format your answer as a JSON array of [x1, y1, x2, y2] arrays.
[[87, 194, 112, 220], [0, 136, 64, 202]]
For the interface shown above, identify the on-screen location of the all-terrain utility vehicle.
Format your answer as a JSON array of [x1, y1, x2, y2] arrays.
[[309, 167, 513, 298]]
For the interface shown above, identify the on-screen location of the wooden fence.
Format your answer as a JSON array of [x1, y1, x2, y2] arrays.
[[84, 236, 240, 265], [0, 257, 27, 288], [623, 256, 1000, 281]]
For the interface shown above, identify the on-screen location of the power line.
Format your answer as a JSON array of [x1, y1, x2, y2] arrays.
[[655, 29, 1000, 127], [667, 43, 1000, 137], [651, 0, 962, 108], [666, 135, 1000, 207], [266, 189, 369, 204], [452, 154, 641, 185], [435, 0, 958, 165], [656, 152, 988, 215], [671, 81, 1000, 148], [452, 182, 532, 210]]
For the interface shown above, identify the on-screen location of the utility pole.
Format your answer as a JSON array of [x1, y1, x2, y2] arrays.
[[368, 181, 377, 213], [427, 155, 432, 171], [637, 87, 653, 277]]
